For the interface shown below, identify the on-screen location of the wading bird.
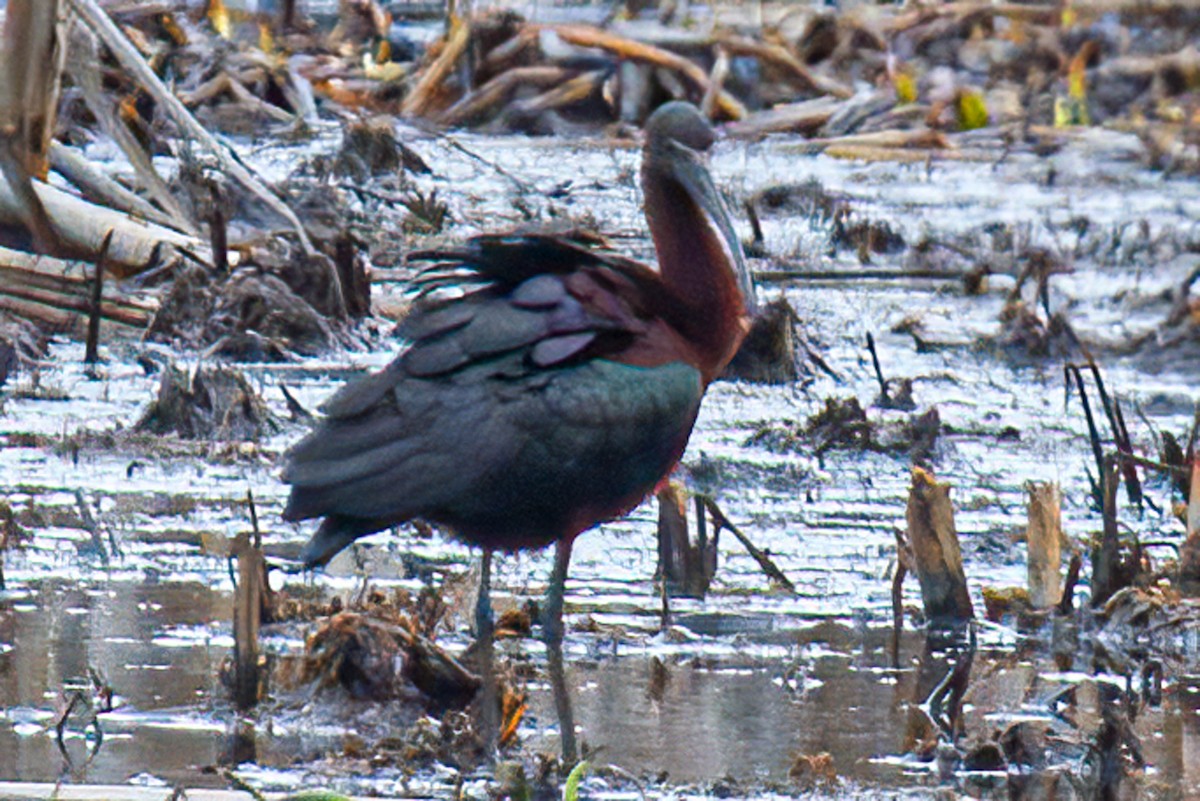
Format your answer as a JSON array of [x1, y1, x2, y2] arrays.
[[281, 101, 755, 756]]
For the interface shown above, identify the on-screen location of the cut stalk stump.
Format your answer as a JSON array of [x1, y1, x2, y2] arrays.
[[902, 467, 974, 627], [656, 481, 719, 600], [1026, 481, 1065, 609]]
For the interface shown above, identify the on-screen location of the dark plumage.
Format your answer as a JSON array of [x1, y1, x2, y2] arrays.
[[282, 104, 754, 657], [282, 234, 707, 562]]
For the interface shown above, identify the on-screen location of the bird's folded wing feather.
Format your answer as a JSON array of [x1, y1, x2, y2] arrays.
[[284, 234, 671, 513]]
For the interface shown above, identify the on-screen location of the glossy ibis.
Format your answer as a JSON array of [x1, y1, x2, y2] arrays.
[[281, 101, 755, 754]]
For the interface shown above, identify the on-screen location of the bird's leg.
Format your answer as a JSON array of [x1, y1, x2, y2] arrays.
[[542, 538, 578, 765], [541, 538, 573, 647], [476, 548, 498, 758], [547, 632, 578, 767]]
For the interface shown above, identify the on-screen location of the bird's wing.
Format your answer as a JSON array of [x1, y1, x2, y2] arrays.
[[281, 233, 687, 562]]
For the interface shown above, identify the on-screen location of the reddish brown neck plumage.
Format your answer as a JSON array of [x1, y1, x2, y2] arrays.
[[640, 136, 751, 384]]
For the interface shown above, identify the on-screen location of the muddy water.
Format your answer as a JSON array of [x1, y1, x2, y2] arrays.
[[2, 128, 1200, 797]]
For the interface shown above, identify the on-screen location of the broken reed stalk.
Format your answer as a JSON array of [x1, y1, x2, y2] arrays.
[[1065, 363, 1106, 507], [208, 182, 229, 276], [699, 495, 794, 591], [891, 530, 912, 668], [905, 468, 974, 626], [1091, 456, 1123, 608], [1057, 552, 1082, 614], [1025, 482, 1064, 609], [0, 0, 67, 179], [231, 491, 265, 711], [84, 230, 113, 364], [866, 332, 889, 404], [656, 482, 718, 599], [1081, 361, 1144, 510]]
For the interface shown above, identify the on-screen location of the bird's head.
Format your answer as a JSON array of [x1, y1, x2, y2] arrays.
[[641, 102, 758, 339]]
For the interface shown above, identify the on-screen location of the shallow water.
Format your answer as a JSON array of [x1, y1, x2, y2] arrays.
[[2, 126, 1200, 797]]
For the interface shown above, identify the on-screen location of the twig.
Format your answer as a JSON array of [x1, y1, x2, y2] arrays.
[[866, 333, 889, 404], [754, 267, 966, 283], [443, 136, 535, 194], [698, 496, 794, 591], [1064, 364, 1106, 508]]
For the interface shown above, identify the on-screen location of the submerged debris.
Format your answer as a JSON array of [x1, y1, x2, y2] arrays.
[[749, 396, 940, 464], [134, 363, 279, 441], [0, 311, 46, 388], [723, 297, 801, 384], [147, 265, 336, 360]]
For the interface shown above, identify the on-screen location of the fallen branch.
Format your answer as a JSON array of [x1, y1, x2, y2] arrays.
[[716, 34, 853, 99], [510, 69, 609, 116], [724, 96, 842, 139], [754, 266, 966, 283], [537, 23, 747, 120], [0, 244, 158, 336], [48, 142, 186, 234], [437, 65, 574, 127], [699, 495, 795, 591], [402, 15, 472, 118], [0, 173, 206, 271]]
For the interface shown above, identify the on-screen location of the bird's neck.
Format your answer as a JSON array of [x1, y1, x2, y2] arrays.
[[641, 149, 750, 384]]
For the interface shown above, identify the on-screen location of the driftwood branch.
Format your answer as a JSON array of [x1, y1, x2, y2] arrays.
[[0, 245, 158, 334], [437, 65, 573, 127], [0, 172, 206, 270], [48, 141, 186, 234], [403, 15, 472, 118]]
